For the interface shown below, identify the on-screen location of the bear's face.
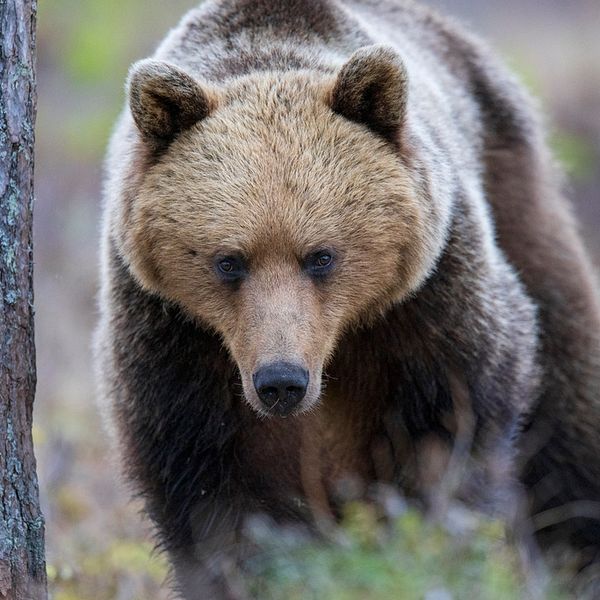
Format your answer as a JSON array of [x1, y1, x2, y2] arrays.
[[117, 48, 437, 416]]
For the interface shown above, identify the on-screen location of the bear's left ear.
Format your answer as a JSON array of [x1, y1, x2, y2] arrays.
[[330, 45, 408, 143], [127, 59, 216, 142]]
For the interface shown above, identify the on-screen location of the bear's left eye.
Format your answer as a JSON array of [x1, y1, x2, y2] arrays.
[[305, 250, 335, 278]]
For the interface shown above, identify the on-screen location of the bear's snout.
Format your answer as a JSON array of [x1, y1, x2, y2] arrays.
[[252, 362, 309, 416]]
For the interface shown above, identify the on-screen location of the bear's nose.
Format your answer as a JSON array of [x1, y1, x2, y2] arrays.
[[252, 362, 309, 416]]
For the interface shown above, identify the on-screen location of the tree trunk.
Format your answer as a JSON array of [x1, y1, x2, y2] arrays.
[[0, 1, 47, 599]]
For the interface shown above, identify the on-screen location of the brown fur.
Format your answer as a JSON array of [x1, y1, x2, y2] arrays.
[[96, 1, 600, 597], [117, 69, 437, 414]]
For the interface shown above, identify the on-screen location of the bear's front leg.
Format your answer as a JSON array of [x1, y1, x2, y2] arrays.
[[388, 202, 540, 516]]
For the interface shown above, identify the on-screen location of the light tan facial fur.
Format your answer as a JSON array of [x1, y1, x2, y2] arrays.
[[118, 56, 435, 415]]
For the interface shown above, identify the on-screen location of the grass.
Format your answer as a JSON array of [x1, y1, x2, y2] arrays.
[[242, 500, 564, 600]]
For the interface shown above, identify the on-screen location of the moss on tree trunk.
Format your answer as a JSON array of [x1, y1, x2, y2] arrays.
[[0, 0, 47, 598]]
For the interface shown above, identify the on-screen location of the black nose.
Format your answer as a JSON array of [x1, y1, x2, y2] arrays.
[[252, 362, 309, 416]]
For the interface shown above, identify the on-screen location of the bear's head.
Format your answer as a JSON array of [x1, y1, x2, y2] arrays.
[[114, 45, 441, 417]]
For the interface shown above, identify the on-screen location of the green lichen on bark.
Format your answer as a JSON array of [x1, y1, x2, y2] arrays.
[[0, 0, 47, 598]]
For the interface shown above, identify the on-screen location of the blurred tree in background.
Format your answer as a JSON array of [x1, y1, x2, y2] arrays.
[[32, 0, 600, 598]]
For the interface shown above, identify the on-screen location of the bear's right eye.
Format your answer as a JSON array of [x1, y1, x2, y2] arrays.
[[219, 259, 233, 272], [214, 255, 246, 283]]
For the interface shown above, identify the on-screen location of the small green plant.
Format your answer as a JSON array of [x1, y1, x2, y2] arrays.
[[244, 502, 564, 600]]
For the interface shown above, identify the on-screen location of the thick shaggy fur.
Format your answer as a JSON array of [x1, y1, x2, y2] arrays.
[[96, 0, 600, 597]]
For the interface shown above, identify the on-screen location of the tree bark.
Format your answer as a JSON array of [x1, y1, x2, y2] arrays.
[[0, 1, 47, 599]]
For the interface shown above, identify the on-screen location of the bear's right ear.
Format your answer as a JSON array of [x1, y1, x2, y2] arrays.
[[127, 59, 215, 142]]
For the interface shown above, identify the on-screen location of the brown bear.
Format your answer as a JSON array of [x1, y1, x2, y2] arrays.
[[95, 0, 600, 597]]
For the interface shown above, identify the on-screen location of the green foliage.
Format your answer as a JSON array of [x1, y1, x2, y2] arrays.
[[37, 0, 196, 158], [39, 0, 137, 84], [551, 132, 595, 181], [47, 540, 168, 600], [245, 503, 563, 600], [502, 51, 595, 183]]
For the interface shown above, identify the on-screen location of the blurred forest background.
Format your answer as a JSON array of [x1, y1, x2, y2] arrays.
[[33, 0, 600, 598]]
